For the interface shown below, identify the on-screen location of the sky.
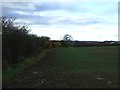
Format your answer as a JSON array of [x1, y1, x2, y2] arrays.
[[1, 0, 119, 41]]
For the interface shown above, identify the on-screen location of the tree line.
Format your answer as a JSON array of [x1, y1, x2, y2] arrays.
[[2, 17, 119, 68], [2, 17, 68, 68]]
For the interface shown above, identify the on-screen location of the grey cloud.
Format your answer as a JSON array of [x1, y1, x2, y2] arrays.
[[2, 2, 105, 26], [34, 2, 87, 13], [2, 2, 86, 13], [52, 18, 102, 26], [2, 2, 36, 11]]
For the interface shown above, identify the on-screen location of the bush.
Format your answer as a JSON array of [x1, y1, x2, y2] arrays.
[[2, 17, 52, 68]]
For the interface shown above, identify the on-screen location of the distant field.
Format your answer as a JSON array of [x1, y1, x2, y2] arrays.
[[53, 46, 118, 75], [3, 46, 119, 88], [47, 46, 118, 88]]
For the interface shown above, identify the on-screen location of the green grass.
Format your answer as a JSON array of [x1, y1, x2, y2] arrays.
[[48, 46, 118, 88], [53, 46, 118, 74], [2, 49, 53, 83], [3, 46, 119, 88]]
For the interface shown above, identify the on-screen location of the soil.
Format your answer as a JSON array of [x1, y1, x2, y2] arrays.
[[3, 50, 60, 88]]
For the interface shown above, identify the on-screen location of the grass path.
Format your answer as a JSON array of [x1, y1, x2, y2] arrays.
[[3, 46, 118, 88]]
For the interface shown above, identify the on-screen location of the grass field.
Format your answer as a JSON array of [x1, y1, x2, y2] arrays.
[[44, 46, 118, 88], [3, 46, 118, 88], [53, 46, 118, 75]]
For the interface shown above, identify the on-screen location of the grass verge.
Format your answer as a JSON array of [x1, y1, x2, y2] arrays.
[[2, 48, 56, 84]]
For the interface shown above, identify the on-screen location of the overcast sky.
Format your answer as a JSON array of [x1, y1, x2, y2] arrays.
[[2, 0, 119, 41]]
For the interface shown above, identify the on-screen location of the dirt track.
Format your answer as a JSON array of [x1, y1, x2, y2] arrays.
[[3, 47, 118, 88], [3, 50, 60, 88]]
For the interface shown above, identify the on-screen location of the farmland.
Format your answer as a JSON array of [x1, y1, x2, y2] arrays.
[[3, 46, 118, 88]]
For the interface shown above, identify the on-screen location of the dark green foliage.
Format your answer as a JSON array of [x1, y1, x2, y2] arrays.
[[61, 40, 72, 47], [51, 40, 61, 48], [39, 36, 51, 49], [2, 17, 53, 68], [2, 17, 28, 67]]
